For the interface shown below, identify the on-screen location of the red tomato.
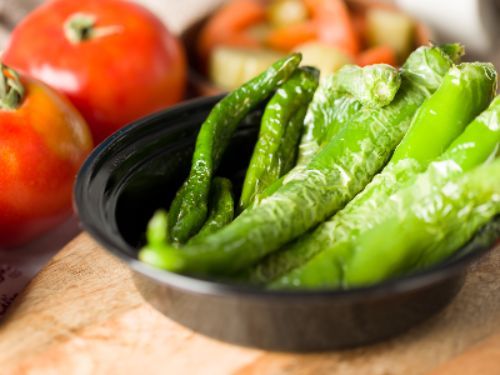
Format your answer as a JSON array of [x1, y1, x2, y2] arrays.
[[0, 66, 93, 248], [4, 0, 186, 144]]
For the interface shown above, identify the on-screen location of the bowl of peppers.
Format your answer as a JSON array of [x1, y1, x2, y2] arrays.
[[75, 43, 500, 351]]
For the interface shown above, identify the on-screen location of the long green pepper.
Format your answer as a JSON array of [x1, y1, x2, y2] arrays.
[[270, 94, 500, 289], [239, 67, 319, 210], [296, 64, 400, 166], [252, 62, 496, 286], [140, 45, 459, 276], [343, 157, 500, 287], [168, 53, 302, 243], [252, 64, 400, 207], [188, 177, 234, 243]]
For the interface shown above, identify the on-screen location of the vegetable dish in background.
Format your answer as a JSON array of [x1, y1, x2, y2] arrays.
[[198, 0, 428, 89]]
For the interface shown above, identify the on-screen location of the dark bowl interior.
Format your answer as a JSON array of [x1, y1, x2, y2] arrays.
[[75, 95, 500, 351]]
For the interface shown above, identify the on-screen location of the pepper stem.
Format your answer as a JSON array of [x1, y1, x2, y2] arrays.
[[64, 13, 122, 44], [0, 64, 25, 111]]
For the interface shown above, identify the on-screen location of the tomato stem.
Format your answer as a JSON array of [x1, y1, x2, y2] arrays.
[[64, 13, 122, 44], [0, 64, 25, 111]]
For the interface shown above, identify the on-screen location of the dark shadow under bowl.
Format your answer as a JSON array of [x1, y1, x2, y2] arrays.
[[74, 95, 500, 352]]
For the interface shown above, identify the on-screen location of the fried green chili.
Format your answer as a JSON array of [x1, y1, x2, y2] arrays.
[[239, 67, 319, 210], [168, 53, 302, 243], [140, 45, 458, 276], [253, 62, 496, 286], [343, 158, 500, 287], [189, 177, 234, 243], [270, 94, 500, 289]]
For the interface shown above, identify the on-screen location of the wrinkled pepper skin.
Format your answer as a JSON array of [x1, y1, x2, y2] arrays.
[[331, 64, 401, 108], [251, 64, 401, 207], [343, 158, 500, 287], [251, 95, 361, 207], [168, 53, 301, 243], [239, 67, 319, 210], [296, 63, 401, 167], [255, 62, 496, 286], [140, 45, 458, 276], [270, 94, 500, 289]]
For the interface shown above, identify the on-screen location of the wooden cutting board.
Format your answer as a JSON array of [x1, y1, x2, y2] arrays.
[[1, 233, 500, 375]]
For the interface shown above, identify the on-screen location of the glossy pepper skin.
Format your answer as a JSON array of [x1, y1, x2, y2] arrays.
[[270, 93, 500, 289], [256, 62, 496, 287], [168, 53, 302, 243], [0, 66, 92, 248], [3, 0, 186, 144], [343, 157, 500, 287], [239, 67, 319, 210], [140, 45, 457, 276], [188, 177, 234, 243], [278, 105, 308, 173]]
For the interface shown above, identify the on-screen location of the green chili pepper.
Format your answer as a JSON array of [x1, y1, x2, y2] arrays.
[[298, 85, 358, 166], [139, 45, 458, 276], [296, 64, 400, 167], [279, 105, 307, 174], [188, 177, 234, 244], [253, 62, 496, 286], [342, 157, 500, 287], [250, 96, 361, 208], [270, 94, 500, 289], [168, 53, 302, 243], [331, 64, 401, 108], [251, 64, 400, 208], [140, 210, 178, 270], [239, 67, 319, 210]]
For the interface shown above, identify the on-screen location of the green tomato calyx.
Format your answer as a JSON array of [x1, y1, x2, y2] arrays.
[[64, 13, 122, 44], [0, 63, 25, 111]]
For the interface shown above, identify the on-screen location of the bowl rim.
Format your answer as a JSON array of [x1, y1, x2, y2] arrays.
[[74, 94, 498, 302]]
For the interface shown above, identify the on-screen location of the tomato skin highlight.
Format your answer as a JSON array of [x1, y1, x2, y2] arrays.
[[3, 0, 187, 144], [0, 77, 92, 248]]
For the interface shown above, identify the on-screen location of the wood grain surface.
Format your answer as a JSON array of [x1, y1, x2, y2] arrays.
[[1, 233, 500, 375]]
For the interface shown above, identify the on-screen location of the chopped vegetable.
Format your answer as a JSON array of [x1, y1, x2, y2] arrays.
[[304, 0, 360, 55], [198, 0, 428, 88], [210, 46, 284, 90], [267, 0, 309, 27], [294, 41, 352, 76], [198, 0, 265, 61], [266, 22, 317, 52], [366, 7, 415, 61], [356, 45, 397, 66]]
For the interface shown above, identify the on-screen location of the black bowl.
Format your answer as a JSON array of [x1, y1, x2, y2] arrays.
[[74, 95, 500, 352]]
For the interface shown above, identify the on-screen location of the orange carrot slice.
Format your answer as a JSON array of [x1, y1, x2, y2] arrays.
[[356, 45, 397, 66], [198, 0, 266, 60], [265, 21, 317, 52], [304, 0, 360, 56]]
